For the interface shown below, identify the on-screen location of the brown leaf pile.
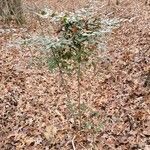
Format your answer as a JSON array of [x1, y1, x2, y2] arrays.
[[0, 0, 150, 149]]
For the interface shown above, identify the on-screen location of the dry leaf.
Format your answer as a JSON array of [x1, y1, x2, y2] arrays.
[[44, 125, 57, 141]]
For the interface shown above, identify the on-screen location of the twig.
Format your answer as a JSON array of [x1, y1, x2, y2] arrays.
[[77, 62, 81, 131], [71, 136, 76, 150]]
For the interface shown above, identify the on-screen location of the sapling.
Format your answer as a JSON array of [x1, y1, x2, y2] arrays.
[[22, 5, 120, 132]]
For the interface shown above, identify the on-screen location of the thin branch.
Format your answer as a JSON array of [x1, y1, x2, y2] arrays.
[[71, 136, 76, 150], [77, 61, 81, 131]]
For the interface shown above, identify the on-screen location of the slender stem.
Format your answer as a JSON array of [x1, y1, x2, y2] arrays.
[[77, 62, 81, 131], [50, 48, 77, 127]]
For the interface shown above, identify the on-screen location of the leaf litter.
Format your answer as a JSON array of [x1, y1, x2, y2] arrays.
[[0, 0, 150, 149]]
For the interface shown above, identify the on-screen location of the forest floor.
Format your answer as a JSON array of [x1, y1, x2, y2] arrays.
[[0, 0, 150, 149]]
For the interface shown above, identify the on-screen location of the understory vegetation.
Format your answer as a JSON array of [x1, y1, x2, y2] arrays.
[[0, 0, 150, 150]]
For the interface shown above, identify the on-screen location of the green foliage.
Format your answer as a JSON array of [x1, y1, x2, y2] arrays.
[[29, 8, 120, 72], [46, 13, 102, 71]]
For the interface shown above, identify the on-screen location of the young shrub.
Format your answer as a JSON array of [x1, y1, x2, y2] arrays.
[[22, 6, 120, 131]]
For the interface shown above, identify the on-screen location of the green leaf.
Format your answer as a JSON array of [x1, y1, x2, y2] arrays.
[[47, 58, 58, 70]]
